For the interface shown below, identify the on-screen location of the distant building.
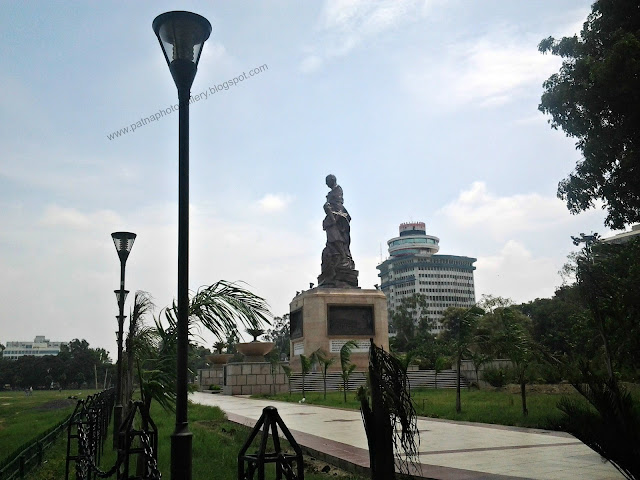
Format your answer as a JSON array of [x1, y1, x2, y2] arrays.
[[601, 224, 640, 244], [377, 222, 476, 333], [3, 336, 67, 360]]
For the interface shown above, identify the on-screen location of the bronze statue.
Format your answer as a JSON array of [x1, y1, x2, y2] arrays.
[[318, 174, 358, 288]]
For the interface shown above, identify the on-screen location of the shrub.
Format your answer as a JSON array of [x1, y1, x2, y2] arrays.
[[482, 367, 513, 387], [208, 384, 221, 391]]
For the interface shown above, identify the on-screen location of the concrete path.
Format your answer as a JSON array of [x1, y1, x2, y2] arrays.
[[191, 392, 623, 480]]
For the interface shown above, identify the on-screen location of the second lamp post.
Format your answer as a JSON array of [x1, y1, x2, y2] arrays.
[[111, 231, 136, 448]]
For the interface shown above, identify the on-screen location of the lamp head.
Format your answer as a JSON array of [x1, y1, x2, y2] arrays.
[[111, 231, 136, 263], [153, 11, 212, 91]]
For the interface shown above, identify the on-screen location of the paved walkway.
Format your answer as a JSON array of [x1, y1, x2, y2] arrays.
[[191, 392, 623, 480]]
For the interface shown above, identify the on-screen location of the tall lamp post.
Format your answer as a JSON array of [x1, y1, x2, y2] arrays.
[[111, 231, 136, 448], [152, 11, 211, 480]]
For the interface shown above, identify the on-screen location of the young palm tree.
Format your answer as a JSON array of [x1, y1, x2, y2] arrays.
[[340, 340, 358, 403], [299, 354, 312, 399], [282, 364, 293, 396], [125, 291, 154, 405], [434, 356, 448, 390], [312, 349, 335, 400]]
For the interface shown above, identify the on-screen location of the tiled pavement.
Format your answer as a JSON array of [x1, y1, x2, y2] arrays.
[[191, 392, 623, 480]]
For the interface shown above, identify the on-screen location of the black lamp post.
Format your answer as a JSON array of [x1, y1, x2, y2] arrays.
[[152, 11, 211, 480], [111, 231, 136, 448]]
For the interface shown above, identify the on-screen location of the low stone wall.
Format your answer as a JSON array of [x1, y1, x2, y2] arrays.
[[222, 362, 289, 396], [198, 365, 224, 390]]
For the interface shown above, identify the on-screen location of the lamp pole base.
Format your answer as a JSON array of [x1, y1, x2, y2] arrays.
[[171, 424, 192, 480]]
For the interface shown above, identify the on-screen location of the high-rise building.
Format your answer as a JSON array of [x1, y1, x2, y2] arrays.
[[3, 336, 67, 360], [377, 222, 476, 332]]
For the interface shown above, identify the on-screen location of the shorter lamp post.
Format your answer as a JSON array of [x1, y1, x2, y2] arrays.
[[111, 231, 136, 448], [152, 10, 211, 480]]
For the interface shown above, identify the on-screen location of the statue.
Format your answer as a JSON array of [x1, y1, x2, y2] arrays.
[[318, 174, 359, 288]]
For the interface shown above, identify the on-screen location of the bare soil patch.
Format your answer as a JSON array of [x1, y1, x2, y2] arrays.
[[496, 384, 576, 395]]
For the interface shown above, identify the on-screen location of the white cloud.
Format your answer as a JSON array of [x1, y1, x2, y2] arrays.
[[404, 30, 562, 110], [301, 0, 432, 72], [474, 240, 560, 303], [255, 193, 293, 213], [438, 181, 570, 239], [40, 205, 122, 230]]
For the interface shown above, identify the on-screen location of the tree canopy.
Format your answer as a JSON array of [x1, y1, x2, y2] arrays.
[[539, 0, 640, 228]]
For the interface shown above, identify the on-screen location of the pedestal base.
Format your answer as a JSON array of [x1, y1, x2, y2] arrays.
[[289, 288, 389, 371]]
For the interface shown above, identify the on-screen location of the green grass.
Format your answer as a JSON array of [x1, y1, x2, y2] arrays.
[[24, 400, 365, 480], [253, 387, 586, 430], [0, 389, 97, 465]]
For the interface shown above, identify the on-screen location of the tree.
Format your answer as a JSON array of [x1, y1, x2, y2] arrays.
[[132, 280, 271, 412], [263, 314, 290, 358], [546, 239, 640, 479], [573, 239, 640, 379], [433, 356, 448, 390], [538, 0, 640, 229], [389, 294, 434, 353], [340, 340, 358, 403], [440, 306, 482, 413], [312, 349, 335, 400], [282, 364, 293, 396], [479, 306, 537, 416], [125, 291, 154, 403], [299, 354, 312, 399]]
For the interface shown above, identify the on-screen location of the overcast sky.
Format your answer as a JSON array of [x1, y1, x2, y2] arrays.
[[1, 1, 619, 359]]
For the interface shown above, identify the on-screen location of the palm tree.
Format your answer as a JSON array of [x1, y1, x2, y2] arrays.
[[312, 349, 335, 400], [299, 354, 312, 399], [131, 280, 271, 413], [125, 291, 154, 405], [434, 356, 448, 390], [340, 340, 358, 403], [282, 364, 293, 396]]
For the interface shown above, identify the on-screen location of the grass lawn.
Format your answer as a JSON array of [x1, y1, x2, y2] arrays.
[[253, 385, 587, 430], [24, 400, 365, 480], [0, 389, 97, 465]]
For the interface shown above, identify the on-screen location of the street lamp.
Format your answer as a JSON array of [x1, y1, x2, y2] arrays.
[[152, 11, 211, 480], [111, 231, 136, 448]]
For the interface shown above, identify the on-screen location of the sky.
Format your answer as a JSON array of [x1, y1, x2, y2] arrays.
[[0, 0, 622, 360]]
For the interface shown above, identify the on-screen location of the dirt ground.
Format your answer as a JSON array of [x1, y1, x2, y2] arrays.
[[499, 383, 576, 395]]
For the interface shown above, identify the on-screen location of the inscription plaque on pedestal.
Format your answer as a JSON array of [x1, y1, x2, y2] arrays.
[[327, 305, 374, 336]]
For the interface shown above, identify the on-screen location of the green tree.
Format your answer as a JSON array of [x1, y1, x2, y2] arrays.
[[282, 364, 293, 396], [312, 349, 335, 400], [539, 0, 640, 229], [340, 340, 358, 403], [548, 239, 640, 478], [132, 281, 271, 412], [263, 314, 290, 358], [433, 356, 448, 390], [389, 294, 434, 353], [440, 306, 482, 413], [125, 291, 154, 403], [299, 354, 312, 399], [479, 305, 537, 416]]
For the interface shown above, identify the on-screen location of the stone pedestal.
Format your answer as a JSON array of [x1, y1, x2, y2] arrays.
[[289, 288, 389, 371]]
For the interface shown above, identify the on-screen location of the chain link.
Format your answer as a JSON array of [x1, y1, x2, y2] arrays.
[[139, 432, 162, 480]]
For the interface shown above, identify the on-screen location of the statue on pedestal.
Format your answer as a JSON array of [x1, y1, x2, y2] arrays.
[[318, 174, 359, 288]]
